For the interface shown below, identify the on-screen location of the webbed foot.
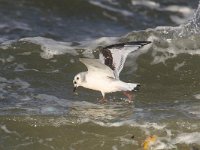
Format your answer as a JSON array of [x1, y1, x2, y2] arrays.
[[98, 98, 107, 104]]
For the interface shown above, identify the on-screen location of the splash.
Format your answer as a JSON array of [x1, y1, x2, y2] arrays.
[[125, 2, 200, 65], [182, 1, 200, 36]]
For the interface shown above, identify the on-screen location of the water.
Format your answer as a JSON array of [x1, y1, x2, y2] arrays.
[[0, 0, 200, 149]]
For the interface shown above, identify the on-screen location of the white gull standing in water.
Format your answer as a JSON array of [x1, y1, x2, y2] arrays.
[[73, 41, 151, 102]]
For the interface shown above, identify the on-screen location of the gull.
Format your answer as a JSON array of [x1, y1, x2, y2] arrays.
[[73, 41, 151, 102]]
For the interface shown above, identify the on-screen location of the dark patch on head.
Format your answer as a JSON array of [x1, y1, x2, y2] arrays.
[[81, 73, 86, 83]]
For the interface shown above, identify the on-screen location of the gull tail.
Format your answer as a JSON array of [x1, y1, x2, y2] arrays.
[[127, 83, 140, 92]]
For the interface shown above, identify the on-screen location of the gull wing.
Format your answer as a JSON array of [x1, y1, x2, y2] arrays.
[[79, 58, 115, 78], [99, 41, 151, 79]]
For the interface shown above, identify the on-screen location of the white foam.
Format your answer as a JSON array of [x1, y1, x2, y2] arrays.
[[170, 15, 188, 25], [0, 40, 16, 49], [146, 33, 200, 64], [0, 124, 20, 136], [89, 0, 133, 16], [112, 145, 118, 150], [153, 140, 176, 150], [80, 36, 119, 58], [20, 36, 119, 59], [174, 132, 200, 145], [19, 52, 32, 56], [1, 125, 12, 134], [20, 37, 78, 59], [0, 55, 15, 64], [164, 5, 193, 16], [131, 0, 160, 9], [131, 1, 193, 16], [134, 122, 166, 130], [76, 116, 167, 132], [41, 106, 59, 114], [131, 1, 194, 24], [70, 103, 122, 121], [17, 29, 200, 68], [194, 94, 200, 99], [168, 5, 194, 24], [174, 61, 185, 71], [118, 136, 138, 145]]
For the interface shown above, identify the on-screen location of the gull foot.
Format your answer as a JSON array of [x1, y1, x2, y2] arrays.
[[98, 98, 107, 104], [123, 91, 134, 103]]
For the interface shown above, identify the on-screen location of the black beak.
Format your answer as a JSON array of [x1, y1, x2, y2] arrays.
[[73, 86, 77, 93]]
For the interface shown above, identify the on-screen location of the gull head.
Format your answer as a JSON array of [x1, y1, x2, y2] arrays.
[[73, 72, 85, 92]]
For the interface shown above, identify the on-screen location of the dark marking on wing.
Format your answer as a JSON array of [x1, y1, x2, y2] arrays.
[[103, 41, 151, 49], [100, 48, 115, 70], [100, 41, 151, 71]]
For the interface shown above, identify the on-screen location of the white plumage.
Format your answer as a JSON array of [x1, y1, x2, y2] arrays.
[[73, 41, 151, 102]]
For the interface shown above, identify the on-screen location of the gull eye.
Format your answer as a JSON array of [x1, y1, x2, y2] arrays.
[[77, 77, 79, 80], [74, 81, 77, 84]]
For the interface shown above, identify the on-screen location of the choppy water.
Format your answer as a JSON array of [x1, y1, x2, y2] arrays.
[[1, 0, 200, 149]]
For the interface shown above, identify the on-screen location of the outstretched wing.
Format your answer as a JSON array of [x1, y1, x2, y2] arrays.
[[99, 41, 151, 78], [79, 58, 115, 78]]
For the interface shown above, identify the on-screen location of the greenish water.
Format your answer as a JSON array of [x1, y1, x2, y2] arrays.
[[0, 0, 200, 149]]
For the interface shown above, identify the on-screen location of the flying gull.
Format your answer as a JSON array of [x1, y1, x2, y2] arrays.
[[73, 41, 151, 102]]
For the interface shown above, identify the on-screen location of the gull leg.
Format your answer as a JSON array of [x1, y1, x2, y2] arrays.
[[98, 92, 107, 103], [123, 91, 134, 103]]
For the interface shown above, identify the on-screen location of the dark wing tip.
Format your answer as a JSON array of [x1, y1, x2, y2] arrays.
[[99, 41, 151, 72], [100, 48, 115, 70], [133, 84, 141, 92], [123, 41, 151, 47], [103, 41, 151, 49]]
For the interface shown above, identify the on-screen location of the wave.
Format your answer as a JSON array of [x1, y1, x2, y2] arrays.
[[1, 115, 200, 149], [1, 1, 200, 150], [1, 1, 199, 62]]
